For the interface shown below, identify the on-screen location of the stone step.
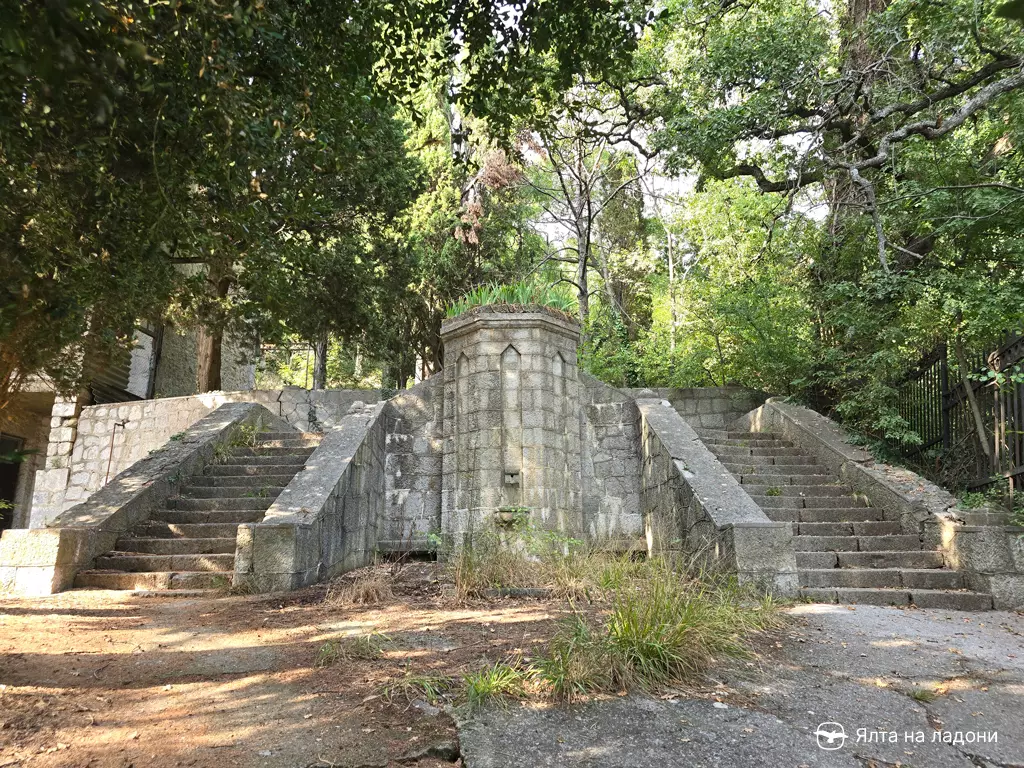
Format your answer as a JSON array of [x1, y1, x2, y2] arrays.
[[133, 522, 241, 539], [838, 550, 943, 569], [800, 569, 963, 590], [227, 446, 316, 458], [179, 485, 286, 499], [796, 521, 902, 536], [114, 537, 237, 555], [217, 454, 309, 466], [254, 436, 322, 448], [800, 587, 993, 611], [168, 497, 274, 511], [754, 495, 863, 510], [701, 437, 794, 449], [798, 507, 887, 523], [149, 508, 265, 525], [793, 534, 922, 552], [726, 431, 781, 440], [187, 474, 299, 487], [725, 463, 825, 477], [257, 431, 320, 441], [205, 463, 309, 476], [74, 571, 231, 591], [740, 473, 837, 486], [743, 484, 849, 498], [93, 553, 235, 572], [797, 550, 944, 569], [710, 446, 807, 458]]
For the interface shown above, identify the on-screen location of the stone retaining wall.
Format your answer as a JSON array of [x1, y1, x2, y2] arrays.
[[379, 378, 444, 551], [30, 388, 381, 527], [637, 398, 797, 594], [582, 375, 642, 544], [623, 387, 766, 433], [234, 403, 387, 591]]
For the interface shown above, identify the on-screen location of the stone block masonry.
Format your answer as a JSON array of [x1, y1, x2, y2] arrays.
[[29, 388, 381, 528], [440, 308, 584, 544], [637, 398, 798, 595]]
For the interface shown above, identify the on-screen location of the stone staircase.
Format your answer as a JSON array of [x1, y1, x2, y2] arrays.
[[74, 431, 321, 592], [700, 429, 993, 610]]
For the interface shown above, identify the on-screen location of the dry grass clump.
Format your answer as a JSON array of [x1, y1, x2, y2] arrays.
[[325, 564, 395, 605], [442, 525, 786, 704], [314, 633, 389, 667]]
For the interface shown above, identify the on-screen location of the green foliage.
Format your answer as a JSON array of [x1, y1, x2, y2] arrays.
[[535, 564, 784, 700], [463, 657, 534, 710], [446, 280, 577, 318]]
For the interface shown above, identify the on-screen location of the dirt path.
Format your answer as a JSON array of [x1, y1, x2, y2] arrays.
[[0, 565, 566, 768]]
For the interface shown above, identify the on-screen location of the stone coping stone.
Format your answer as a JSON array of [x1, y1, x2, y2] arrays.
[[637, 399, 772, 528], [440, 309, 580, 343], [258, 403, 384, 526]]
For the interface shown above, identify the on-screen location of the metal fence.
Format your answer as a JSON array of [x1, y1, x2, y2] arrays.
[[896, 332, 1024, 492]]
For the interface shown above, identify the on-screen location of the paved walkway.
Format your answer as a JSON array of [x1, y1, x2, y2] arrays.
[[460, 604, 1024, 767]]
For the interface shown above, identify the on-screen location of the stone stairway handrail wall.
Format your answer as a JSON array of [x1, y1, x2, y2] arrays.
[[636, 398, 798, 596], [734, 399, 1024, 609], [233, 403, 387, 592], [0, 401, 276, 596]]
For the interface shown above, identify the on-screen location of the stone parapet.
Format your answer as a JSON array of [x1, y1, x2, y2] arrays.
[[233, 403, 386, 592], [637, 399, 797, 595], [735, 399, 1024, 609]]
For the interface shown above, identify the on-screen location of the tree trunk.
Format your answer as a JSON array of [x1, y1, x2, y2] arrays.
[[196, 327, 222, 393], [312, 332, 329, 390], [196, 275, 231, 393]]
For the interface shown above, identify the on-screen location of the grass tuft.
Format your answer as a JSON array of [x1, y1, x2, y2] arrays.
[[381, 673, 458, 706], [314, 633, 389, 668], [446, 279, 576, 319], [325, 566, 395, 605]]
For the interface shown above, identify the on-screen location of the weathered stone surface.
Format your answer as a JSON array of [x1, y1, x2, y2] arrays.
[[462, 604, 1024, 767], [1, 402, 274, 595], [636, 398, 797, 594], [462, 697, 857, 768]]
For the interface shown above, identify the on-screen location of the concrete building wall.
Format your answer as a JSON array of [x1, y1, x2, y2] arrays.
[[152, 325, 256, 398]]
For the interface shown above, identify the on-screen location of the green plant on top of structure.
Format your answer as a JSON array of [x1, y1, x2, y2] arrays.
[[445, 280, 576, 319]]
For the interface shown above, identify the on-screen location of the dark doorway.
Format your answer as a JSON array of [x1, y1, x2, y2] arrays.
[[0, 435, 24, 532]]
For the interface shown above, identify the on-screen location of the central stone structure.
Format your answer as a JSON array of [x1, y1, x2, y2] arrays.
[[440, 307, 583, 542]]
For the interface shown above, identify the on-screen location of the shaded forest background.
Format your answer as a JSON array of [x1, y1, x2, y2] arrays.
[[3, 0, 1024, 459]]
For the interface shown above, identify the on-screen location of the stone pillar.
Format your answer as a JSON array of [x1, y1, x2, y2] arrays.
[[29, 395, 86, 528], [440, 308, 583, 542]]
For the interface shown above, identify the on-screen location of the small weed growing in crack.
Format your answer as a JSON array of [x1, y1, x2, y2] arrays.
[[910, 687, 938, 703], [765, 486, 782, 497]]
